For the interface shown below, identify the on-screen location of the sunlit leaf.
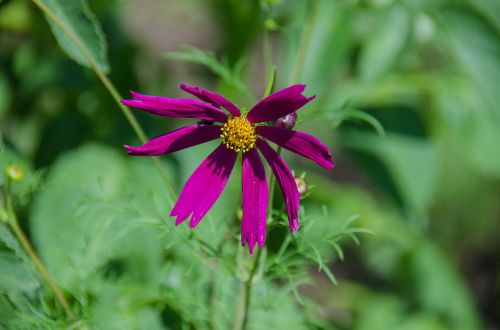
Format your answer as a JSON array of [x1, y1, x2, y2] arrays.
[[38, 0, 109, 73]]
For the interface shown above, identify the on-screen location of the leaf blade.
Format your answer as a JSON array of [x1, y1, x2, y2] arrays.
[[37, 0, 109, 73]]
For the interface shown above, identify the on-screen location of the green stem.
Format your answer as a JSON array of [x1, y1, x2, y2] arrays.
[[6, 196, 75, 319], [210, 261, 218, 330], [290, 0, 320, 84], [31, 0, 176, 198], [232, 248, 263, 330], [263, 66, 277, 100], [267, 146, 281, 220], [233, 144, 281, 330], [240, 248, 262, 330], [274, 234, 291, 265], [263, 28, 272, 78]]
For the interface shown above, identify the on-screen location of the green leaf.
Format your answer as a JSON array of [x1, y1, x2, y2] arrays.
[[165, 46, 252, 101], [0, 225, 40, 295], [0, 253, 39, 293], [440, 7, 500, 117], [38, 0, 109, 73], [407, 242, 481, 330], [358, 4, 413, 83], [344, 132, 438, 212], [301, 0, 354, 92], [335, 108, 386, 137], [467, 0, 500, 33], [0, 225, 29, 263], [30, 144, 170, 293], [321, 183, 481, 330]]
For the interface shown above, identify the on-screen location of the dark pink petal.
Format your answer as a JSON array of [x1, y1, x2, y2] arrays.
[[180, 84, 241, 117], [124, 125, 221, 156], [170, 144, 237, 228], [247, 85, 316, 123], [256, 126, 334, 169], [121, 91, 228, 122], [256, 139, 300, 232], [241, 148, 268, 254]]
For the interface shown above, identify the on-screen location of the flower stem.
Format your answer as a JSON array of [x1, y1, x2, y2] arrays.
[[6, 195, 75, 319], [267, 146, 281, 219], [232, 248, 263, 330], [241, 248, 262, 330], [209, 260, 219, 330], [31, 0, 176, 198]]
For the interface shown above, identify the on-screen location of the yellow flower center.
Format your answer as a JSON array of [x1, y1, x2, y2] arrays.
[[220, 116, 257, 153]]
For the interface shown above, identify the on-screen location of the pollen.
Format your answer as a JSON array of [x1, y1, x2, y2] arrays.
[[220, 116, 257, 153]]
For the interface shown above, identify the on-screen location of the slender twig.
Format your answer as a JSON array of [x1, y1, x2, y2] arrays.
[[290, 0, 320, 84], [267, 146, 281, 223], [274, 232, 292, 264], [209, 260, 219, 330], [240, 248, 262, 330], [31, 0, 176, 198], [263, 28, 272, 78], [231, 247, 263, 330], [6, 195, 75, 319]]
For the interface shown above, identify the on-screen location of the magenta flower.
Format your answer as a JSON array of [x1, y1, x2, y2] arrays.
[[122, 84, 334, 253]]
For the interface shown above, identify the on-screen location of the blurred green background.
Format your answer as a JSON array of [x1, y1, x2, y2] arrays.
[[1, 0, 499, 329]]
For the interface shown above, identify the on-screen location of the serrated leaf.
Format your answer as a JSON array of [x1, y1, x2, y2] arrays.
[[39, 0, 109, 73], [165, 46, 251, 100]]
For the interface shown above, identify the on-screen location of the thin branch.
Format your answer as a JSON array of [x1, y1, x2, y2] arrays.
[[6, 195, 75, 319], [31, 0, 176, 198], [231, 248, 263, 330]]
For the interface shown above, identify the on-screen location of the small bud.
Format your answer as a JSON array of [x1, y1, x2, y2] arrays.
[[295, 177, 308, 198], [236, 208, 243, 222], [265, 18, 279, 31], [6, 164, 24, 182], [274, 112, 297, 129]]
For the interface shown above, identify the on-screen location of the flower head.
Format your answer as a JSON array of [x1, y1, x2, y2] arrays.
[[122, 84, 334, 253]]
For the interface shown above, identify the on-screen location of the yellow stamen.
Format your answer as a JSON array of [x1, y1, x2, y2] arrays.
[[220, 116, 257, 153]]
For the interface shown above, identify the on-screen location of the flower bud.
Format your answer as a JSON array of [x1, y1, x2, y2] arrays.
[[265, 18, 279, 31], [295, 177, 308, 198], [274, 112, 297, 129], [6, 164, 24, 182]]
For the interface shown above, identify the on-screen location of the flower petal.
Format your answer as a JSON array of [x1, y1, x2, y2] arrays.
[[256, 126, 334, 169], [256, 139, 300, 232], [241, 148, 268, 254], [180, 84, 241, 117], [124, 125, 221, 156], [246, 85, 316, 123], [121, 91, 228, 122], [170, 144, 237, 228]]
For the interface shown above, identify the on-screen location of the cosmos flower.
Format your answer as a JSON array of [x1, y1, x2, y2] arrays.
[[122, 84, 334, 253]]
